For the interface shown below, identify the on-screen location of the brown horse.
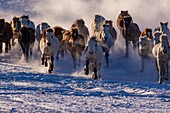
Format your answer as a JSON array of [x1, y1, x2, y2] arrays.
[[18, 26, 35, 61], [117, 15, 140, 57], [53, 26, 67, 59], [0, 19, 13, 53], [117, 10, 132, 30], [62, 27, 85, 69], [71, 19, 90, 44], [10, 16, 21, 46]]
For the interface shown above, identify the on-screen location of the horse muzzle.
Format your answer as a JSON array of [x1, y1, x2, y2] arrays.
[[89, 51, 93, 55], [47, 43, 51, 46]]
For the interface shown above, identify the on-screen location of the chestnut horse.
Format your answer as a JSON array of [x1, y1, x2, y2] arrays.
[[0, 19, 13, 53], [10, 16, 21, 46], [62, 27, 85, 69]]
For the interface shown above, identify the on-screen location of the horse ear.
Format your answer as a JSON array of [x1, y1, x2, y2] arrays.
[[166, 22, 168, 26], [160, 22, 163, 25]]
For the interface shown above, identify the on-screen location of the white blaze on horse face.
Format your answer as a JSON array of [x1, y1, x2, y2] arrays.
[[147, 32, 151, 37], [14, 21, 18, 31], [46, 31, 53, 46]]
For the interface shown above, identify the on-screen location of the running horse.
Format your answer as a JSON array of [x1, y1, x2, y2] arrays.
[[0, 19, 13, 53], [117, 11, 140, 57], [10, 16, 21, 46]]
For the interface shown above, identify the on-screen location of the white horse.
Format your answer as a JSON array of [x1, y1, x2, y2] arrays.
[[153, 30, 162, 45], [99, 24, 113, 67], [138, 35, 153, 72], [152, 34, 169, 84], [20, 15, 35, 30], [84, 37, 103, 79], [40, 28, 60, 73], [91, 14, 105, 39], [36, 22, 50, 51]]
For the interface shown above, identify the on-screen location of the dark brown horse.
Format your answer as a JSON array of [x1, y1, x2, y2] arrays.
[[10, 16, 21, 46], [0, 19, 13, 53], [62, 27, 85, 68], [18, 26, 35, 61], [117, 15, 140, 57]]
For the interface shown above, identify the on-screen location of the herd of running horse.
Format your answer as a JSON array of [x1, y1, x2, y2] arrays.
[[0, 10, 169, 84]]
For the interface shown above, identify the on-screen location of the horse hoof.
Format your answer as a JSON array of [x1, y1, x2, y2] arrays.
[[158, 81, 162, 84], [48, 70, 52, 73], [164, 78, 168, 80], [45, 63, 48, 67], [84, 68, 89, 75], [85, 71, 89, 75], [140, 70, 144, 73], [92, 74, 97, 80]]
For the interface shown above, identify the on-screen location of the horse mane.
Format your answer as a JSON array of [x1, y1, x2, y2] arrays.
[[140, 28, 153, 39], [21, 14, 29, 19], [46, 28, 53, 32], [0, 19, 5, 24], [53, 26, 65, 34], [75, 19, 85, 25]]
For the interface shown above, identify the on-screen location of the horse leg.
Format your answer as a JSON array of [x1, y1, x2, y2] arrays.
[[5, 42, 8, 53], [71, 53, 76, 69], [45, 57, 48, 67], [105, 51, 109, 67], [41, 54, 45, 65], [140, 57, 144, 72], [56, 51, 60, 61], [125, 39, 129, 57], [158, 60, 163, 84], [12, 38, 16, 46], [84, 59, 89, 75], [48, 56, 54, 73], [92, 67, 97, 80], [97, 62, 102, 79], [25, 47, 29, 62], [0, 42, 2, 53], [164, 62, 168, 80]]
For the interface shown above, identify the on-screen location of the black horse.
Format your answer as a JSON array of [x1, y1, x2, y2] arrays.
[[18, 26, 35, 61], [0, 19, 13, 53]]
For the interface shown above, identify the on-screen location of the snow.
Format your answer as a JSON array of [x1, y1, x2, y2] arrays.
[[0, 0, 170, 112]]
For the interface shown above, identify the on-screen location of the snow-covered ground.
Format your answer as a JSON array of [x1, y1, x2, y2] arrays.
[[0, 0, 170, 112]]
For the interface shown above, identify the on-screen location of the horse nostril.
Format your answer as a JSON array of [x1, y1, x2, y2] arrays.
[[47, 43, 51, 46], [89, 52, 93, 55]]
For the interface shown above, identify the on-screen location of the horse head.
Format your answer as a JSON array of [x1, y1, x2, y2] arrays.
[[101, 24, 110, 42], [153, 31, 162, 45], [74, 19, 85, 28], [65, 27, 78, 47], [142, 28, 153, 39], [160, 34, 169, 54], [45, 28, 54, 46], [139, 36, 149, 54], [86, 37, 98, 55], [160, 22, 169, 34], [12, 17, 21, 32], [120, 16, 133, 36], [21, 15, 29, 27], [0, 19, 5, 35]]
